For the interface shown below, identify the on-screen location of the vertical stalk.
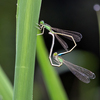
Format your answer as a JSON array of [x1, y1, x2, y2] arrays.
[[93, 4, 100, 42], [37, 34, 68, 100], [13, 0, 42, 100]]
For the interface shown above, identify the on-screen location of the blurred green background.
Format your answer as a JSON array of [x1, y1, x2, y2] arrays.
[[0, 0, 99, 100]]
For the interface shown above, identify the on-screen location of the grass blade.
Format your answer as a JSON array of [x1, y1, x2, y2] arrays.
[[0, 66, 13, 100], [13, 0, 42, 100], [37, 33, 68, 100]]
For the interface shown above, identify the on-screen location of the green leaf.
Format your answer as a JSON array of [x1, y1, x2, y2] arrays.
[[0, 66, 13, 100], [13, 0, 42, 100], [37, 34, 68, 100]]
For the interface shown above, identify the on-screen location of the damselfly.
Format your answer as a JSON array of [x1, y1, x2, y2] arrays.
[[37, 21, 82, 66], [53, 52, 96, 83]]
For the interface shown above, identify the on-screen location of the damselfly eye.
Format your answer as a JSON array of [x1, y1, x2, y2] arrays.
[[53, 52, 58, 57], [40, 20, 44, 25]]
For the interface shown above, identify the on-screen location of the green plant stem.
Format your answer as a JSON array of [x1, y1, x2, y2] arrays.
[[96, 10, 100, 35], [95, 7, 100, 52], [13, 0, 42, 100], [37, 33, 68, 100], [0, 66, 13, 100]]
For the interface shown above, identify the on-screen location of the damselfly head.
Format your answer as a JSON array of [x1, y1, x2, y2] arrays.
[[40, 20, 44, 25], [53, 52, 63, 64], [53, 52, 58, 60], [53, 52, 58, 57]]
